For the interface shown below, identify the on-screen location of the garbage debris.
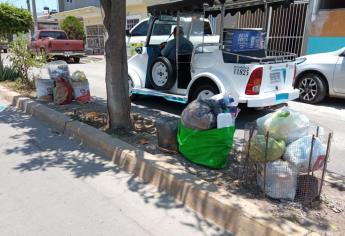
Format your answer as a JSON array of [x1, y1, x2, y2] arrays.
[[177, 93, 239, 169], [35, 79, 54, 102], [283, 135, 327, 172], [156, 120, 179, 154], [249, 134, 286, 163], [54, 77, 73, 105], [38, 61, 91, 105], [241, 106, 333, 203], [258, 107, 310, 144], [257, 160, 297, 200]]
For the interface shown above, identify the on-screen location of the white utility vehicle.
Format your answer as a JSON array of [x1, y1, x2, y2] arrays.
[[126, 17, 219, 56], [128, 0, 299, 107]]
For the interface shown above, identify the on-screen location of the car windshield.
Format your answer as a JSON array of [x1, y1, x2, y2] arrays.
[[39, 31, 67, 40]]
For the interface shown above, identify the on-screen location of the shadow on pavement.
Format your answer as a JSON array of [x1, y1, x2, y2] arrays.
[[0, 105, 232, 236]]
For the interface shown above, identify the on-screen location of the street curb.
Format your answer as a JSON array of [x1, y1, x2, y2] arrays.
[[0, 85, 318, 236]]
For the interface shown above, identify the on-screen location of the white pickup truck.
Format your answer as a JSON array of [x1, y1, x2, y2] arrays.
[[126, 17, 219, 57]]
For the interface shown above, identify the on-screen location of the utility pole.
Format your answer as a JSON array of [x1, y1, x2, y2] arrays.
[[31, 0, 38, 33]]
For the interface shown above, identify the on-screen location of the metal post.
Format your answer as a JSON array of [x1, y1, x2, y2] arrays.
[[305, 134, 315, 203], [31, 0, 38, 32], [318, 133, 332, 198], [176, 13, 180, 78], [219, 3, 225, 49], [263, 131, 269, 197], [301, 0, 319, 55]]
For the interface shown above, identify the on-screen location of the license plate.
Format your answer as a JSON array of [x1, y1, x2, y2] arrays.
[[270, 71, 281, 84]]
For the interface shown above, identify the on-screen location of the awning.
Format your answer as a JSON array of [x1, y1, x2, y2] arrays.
[[147, 0, 294, 17]]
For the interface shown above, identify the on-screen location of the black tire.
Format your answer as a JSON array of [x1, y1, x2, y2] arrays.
[[297, 73, 327, 104], [189, 82, 219, 102], [73, 57, 80, 63], [149, 57, 175, 90], [3, 49, 7, 53]]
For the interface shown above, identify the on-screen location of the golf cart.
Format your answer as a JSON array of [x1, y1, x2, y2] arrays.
[[128, 0, 299, 107]]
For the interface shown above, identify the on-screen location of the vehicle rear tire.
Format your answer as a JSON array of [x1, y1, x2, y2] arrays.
[[297, 73, 327, 104], [189, 82, 219, 102], [73, 57, 80, 63], [149, 57, 175, 90]]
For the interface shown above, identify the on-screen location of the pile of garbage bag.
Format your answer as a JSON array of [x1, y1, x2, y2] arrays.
[[177, 93, 239, 169], [36, 61, 91, 104], [249, 107, 327, 200]]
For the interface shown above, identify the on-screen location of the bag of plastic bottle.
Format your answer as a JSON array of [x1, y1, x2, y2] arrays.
[[257, 160, 297, 200], [181, 98, 215, 130], [263, 107, 310, 144], [249, 134, 286, 163], [283, 135, 326, 172]]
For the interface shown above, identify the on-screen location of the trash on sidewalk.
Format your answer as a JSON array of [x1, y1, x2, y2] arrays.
[[36, 61, 91, 105], [177, 93, 239, 169], [156, 120, 179, 154], [241, 106, 333, 204]]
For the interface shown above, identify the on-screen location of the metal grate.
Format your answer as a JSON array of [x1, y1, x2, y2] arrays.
[[236, 2, 309, 56]]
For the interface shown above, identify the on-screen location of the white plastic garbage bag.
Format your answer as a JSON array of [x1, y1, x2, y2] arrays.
[[283, 135, 326, 172], [257, 160, 297, 200], [263, 107, 310, 144]]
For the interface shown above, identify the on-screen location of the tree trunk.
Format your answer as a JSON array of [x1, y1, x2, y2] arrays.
[[100, 0, 132, 131]]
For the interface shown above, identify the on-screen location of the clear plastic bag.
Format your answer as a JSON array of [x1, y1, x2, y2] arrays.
[[249, 134, 285, 163], [283, 135, 326, 172], [71, 70, 87, 82], [257, 160, 297, 200], [263, 107, 310, 144]]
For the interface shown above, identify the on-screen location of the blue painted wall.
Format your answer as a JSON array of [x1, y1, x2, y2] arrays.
[[306, 37, 345, 55]]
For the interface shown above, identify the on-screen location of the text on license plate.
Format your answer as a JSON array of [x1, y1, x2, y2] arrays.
[[270, 71, 281, 84]]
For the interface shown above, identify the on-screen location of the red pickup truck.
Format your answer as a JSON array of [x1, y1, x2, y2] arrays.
[[30, 30, 85, 63]]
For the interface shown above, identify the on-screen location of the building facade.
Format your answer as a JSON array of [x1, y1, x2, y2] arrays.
[[55, 0, 166, 54], [304, 0, 345, 54]]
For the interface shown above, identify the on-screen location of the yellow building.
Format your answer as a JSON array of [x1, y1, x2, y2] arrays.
[[53, 0, 168, 54]]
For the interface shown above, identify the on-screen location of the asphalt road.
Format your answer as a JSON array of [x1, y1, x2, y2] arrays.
[[65, 58, 345, 176], [0, 99, 229, 236]]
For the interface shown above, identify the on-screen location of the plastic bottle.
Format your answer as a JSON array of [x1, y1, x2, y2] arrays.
[[217, 113, 234, 128]]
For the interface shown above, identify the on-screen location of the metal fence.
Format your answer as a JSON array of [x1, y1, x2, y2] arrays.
[[236, 1, 309, 56]]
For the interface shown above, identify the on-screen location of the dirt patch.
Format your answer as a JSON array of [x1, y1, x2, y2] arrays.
[[0, 81, 36, 98], [22, 98, 345, 235]]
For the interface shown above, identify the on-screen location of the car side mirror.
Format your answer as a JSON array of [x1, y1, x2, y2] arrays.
[[135, 47, 143, 54], [126, 29, 131, 36]]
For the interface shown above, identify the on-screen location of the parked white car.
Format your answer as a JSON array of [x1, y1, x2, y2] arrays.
[[295, 47, 345, 104], [128, 0, 299, 107], [126, 17, 219, 57]]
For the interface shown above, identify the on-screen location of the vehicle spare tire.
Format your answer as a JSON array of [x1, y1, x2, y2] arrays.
[[149, 57, 175, 90]]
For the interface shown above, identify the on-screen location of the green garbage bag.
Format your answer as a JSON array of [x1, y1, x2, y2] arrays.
[[177, 122, 235, 169], [249, 135, 286, 163]]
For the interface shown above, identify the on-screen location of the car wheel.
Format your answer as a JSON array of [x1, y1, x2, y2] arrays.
[[297, 73, 327, 104], [190, 83, 219, 102], [149, 57, 175, 90]]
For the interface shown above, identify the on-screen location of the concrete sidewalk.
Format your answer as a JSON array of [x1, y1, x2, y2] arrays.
[[0, 101, 228, 236]]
